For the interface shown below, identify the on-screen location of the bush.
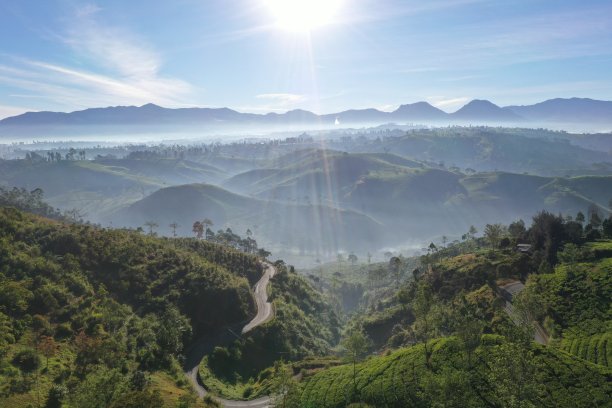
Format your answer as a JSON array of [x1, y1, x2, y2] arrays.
[[45, 384, 68, 408], [55, 322, 73, 339], [12, 348, 41, 372]]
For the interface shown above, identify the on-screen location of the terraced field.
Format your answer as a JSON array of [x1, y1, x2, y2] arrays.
[[559, 332, 611, 367]]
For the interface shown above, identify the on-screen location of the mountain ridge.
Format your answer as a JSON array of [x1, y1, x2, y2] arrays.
[[3, 98, 612, 129]]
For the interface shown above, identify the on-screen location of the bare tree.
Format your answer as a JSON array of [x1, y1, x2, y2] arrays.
[[144, 221, 158, 236]]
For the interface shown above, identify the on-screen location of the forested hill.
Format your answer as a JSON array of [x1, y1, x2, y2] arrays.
[[0, 206, 263, 407]]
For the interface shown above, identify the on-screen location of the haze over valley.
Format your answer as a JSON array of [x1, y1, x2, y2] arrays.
[[1, 1, 611, 407]]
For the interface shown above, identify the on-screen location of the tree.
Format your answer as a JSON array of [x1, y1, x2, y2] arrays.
[[484, 223, 504, 249], [529, 211, 566, 266], [70, 368, 128, 408], [341, 327, 372, 399], [411, 281, 436, 366], [453, 300, 484, 368], [45, 384, 68, 408], [270, 359, 297, 408], [488, 342, 539, 408], [143, 221, 158, 236], [508, 219, 526, 240], [348, 253, 358, 266], [202, 218, 214, 237], [603, 217, 612, 238], [192, 221, 204, 239], [389, 256, 403, 288], [468, 225, 477, 239], [589, 212, 602, 229], [575, 211, 585, 224], [258, 248, 271, 259], [37, 336, 57, 369]]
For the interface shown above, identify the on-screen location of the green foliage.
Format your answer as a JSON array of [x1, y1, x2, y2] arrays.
[[198, 264, 340, 400], [11, 349, 40, 372], [298, 337, 611, 408], [559, 332, 611, 367], [0, 207, 260, 406]]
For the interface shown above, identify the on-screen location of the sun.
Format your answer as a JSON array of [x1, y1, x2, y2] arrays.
[[265, 0, 344, 32]]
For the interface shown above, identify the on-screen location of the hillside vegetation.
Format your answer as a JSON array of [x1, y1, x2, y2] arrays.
[[198, 262, 341, 400], [287, 209, 612, 407], [0, 206, 263, 407], [295, 336, 610, 407]]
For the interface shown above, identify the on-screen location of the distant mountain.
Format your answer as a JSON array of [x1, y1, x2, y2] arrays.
[[2, 98, 612, 134], [451, 99, 523, 122], [391, 102, 448, 121], [506, 98, 612, 123]]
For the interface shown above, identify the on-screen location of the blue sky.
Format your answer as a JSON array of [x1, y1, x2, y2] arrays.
[[0, 0, 611, 118]]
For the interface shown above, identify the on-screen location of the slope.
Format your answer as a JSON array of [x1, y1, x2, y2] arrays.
[[112, 183, 386, 254]]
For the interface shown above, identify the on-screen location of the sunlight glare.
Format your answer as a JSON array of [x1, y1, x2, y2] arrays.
[[265, 0, 344, 32]]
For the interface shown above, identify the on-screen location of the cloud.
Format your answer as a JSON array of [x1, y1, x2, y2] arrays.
[[0, 4, 193, 114], [0, 104, 31, 119]]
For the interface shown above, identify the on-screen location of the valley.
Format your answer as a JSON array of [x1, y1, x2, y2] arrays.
[[1, 123, 610, 408]]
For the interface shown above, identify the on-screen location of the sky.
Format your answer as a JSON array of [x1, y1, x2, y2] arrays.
[[0, 0, 611, 119]]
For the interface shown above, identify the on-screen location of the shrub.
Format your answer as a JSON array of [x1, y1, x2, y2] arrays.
[[12, 348, 41, 372]]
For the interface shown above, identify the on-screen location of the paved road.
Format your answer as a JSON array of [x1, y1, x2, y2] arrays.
[[500, 281, 548, 345], [185, 261, 276, 408], [242, 262, 276, 334]]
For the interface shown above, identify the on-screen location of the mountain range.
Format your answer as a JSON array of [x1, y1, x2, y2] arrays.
[[1, 98, 612, 133]]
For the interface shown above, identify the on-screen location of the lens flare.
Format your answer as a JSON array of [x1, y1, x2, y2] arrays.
[[265, 0, 344, 32]]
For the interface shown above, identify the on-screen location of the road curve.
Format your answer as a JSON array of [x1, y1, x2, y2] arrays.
[[500, 280, 548, 345], [242, 262, 276, 334], [185, 261, 276, 408]]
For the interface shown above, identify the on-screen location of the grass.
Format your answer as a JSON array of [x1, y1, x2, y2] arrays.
[[150, 371, 208, 407]]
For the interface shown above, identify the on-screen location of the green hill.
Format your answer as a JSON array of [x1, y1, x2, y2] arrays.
[[113, 183, 386, 254], [224, 149, 424, 201], [0, 206, 262, 407], [0, 157, 228, 219], [294, 336, 611, 408]]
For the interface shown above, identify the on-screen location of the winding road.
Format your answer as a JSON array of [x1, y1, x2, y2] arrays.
[[185, 262, 276, 408], [500, 280, 548, 345]]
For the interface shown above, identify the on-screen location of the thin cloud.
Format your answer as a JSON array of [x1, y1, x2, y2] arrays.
[[0, 4, 193, 114]]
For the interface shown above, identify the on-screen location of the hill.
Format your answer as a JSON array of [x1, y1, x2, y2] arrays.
[[0, 157, 228, 219], [0, 206, 266, 407], [294, 336, 610, 407], [111, 183, 386, 254], [221, 147, 612, 240]]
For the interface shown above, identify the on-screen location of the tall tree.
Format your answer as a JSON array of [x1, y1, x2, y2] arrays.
[[192, 221, 204, 239], [484, 223, 504, 248], [202, 218, 214, 237], [341, 327, 371, 399]]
